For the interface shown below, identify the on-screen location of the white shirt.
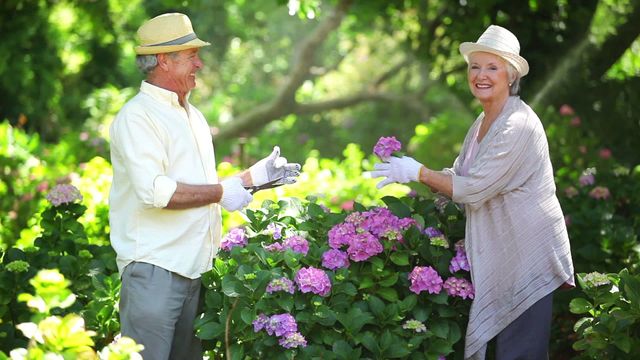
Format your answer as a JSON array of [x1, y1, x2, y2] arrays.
[[109, 81, 222, 279]]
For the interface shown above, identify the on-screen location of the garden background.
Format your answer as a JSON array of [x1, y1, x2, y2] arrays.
[[1, 0, 639, 359]]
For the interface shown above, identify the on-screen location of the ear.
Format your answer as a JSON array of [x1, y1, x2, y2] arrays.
[[156, 53, 171, 71]]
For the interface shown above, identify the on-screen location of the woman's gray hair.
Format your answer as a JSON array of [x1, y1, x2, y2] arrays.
[[136, 54, 159, 74], [506, 63, 521, 95]]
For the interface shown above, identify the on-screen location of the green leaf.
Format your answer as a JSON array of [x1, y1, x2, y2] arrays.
[[338, 308, 374, 334], [381, 196, 412, 218], [240, 307, 255, 325], [569, 298, 593, 314], [613, 334, 631, 353], [377, 287, 398, 302], [221, 275, 244, 297], [399, 294, 418, 312], [431, 319, 449, 339], [390, 252, 409, 266], [196, 321, 225, 340], [367, 295, 385, 317], [359, 331, 379, 355], [378, 273, 399, 287]]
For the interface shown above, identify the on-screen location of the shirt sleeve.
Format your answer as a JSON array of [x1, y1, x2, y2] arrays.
[[451, 110, 539, 210], [111, 105, 176, 208]]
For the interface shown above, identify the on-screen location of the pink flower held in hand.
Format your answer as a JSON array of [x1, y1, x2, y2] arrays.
[[295, 267, 332, 296], [373, 136, 402, 160]]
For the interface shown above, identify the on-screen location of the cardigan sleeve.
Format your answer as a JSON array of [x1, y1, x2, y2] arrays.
[[451, 108, 540, 210]]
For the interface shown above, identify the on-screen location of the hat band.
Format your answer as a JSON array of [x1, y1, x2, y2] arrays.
[[148, 32, 197, 47]]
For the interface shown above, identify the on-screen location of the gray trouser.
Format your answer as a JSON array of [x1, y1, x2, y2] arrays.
[[120, 262, 202, 360], [494, 291, 554, 360]]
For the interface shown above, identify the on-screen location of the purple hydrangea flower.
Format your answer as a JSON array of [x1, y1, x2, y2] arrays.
[[295, 267, 331, 296], [328, 222, 356, 249], [579, 173, 595, 186], [347, 232, 383, 262], [278, 331, 307, 349], [263, 242, 284, 252], [267, 223, 283, 240], [373, 136, 402, 160], [424, 227, 443, 238], [46, 184, 83, 206], [253, 314, 269, 332], [283, 235, 309, 255], [266, 277, 295, 294], [443, 277, 475, 300], [409, 266, 443, 294], [265, 313, 298, 337], [220, 228, 248, 251], [449, 248, 470, 273], [321, 249, 350, 270]]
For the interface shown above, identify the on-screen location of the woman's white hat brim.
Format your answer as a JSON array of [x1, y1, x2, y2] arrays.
[[460, 42, 529, 77]]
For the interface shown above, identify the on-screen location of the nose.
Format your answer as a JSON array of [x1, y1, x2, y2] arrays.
[[194, 55, 204, 69]]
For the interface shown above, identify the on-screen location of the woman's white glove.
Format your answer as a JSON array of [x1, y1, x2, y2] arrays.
[[249, 146, 301, 186], [220, 177, 253, 211], [370, 156, 423, 189]]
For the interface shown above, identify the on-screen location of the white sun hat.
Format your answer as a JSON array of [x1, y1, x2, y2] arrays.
[[459, 25, 529, 77]]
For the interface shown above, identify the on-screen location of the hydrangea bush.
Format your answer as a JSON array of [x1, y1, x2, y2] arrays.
[[196, 193, 472, 359]]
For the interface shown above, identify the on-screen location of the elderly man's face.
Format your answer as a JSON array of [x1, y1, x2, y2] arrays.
[[162, 48, 204, 95]]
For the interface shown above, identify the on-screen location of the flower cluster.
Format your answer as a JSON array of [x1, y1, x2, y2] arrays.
[[266, 277, 295, 294], [294, 267, 331, 296], [321, 249, 350, 270], [443, 277, 475, 300], [402, 319, 427, 333], [373, 136, 402, 160], [409, 266, 443, 294], [46, 184, 83, 206], [449, 241, 470, 273], [220, 228, 247, 251], [263, 234, 310, 255], [267, 223, 283, 240], [425, 227, 448, 248], [326, 207, 414, 264], [581, 272, 611, 288], [253, 313, 307, 349]]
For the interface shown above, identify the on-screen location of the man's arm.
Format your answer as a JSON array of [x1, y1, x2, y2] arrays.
[[165, 183, 222, 210]]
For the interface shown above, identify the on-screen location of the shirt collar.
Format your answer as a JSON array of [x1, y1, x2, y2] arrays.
[[140, 81, 191, 108]]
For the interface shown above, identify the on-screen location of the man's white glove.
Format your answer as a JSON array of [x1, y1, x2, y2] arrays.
[[249, 146, 301, 186], [220, 177, 253, 211], [369, 156, 423, 189]]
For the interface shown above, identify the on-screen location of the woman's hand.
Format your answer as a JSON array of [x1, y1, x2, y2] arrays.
[[369, 156, 423, 188]]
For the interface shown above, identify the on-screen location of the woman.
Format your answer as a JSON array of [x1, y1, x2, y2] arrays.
[[371, 25, 574, 359]]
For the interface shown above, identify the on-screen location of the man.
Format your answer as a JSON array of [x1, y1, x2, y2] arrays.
[[109, 13, 300, 359]]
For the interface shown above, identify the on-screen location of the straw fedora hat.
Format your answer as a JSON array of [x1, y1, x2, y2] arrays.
[[459, 25, 529, 77], [135, 13, 210, 55]]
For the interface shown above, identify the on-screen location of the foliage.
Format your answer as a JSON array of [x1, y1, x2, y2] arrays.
[[0, 269, 142, 360], [196, 194, 472, 359], [569, 269, 640, 359], [0, 185, 118, 352]]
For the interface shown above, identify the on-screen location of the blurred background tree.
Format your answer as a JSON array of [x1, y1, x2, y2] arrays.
[[1, 0, 638, 168]]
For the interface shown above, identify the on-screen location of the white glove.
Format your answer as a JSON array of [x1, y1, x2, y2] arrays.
[[249, 146, 301, 186], [369, 156, 423, 189], [220, 177, 253, 211]]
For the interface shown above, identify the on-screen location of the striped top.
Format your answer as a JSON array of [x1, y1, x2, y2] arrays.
[[445, 96, 574, 359]]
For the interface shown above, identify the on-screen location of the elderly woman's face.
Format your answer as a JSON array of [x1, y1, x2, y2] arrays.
[[467, 52, 512, 103]]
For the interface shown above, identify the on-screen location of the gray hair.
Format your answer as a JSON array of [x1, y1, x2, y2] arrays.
[[136, 54, 159, 74], [506, 63, 521, 95]]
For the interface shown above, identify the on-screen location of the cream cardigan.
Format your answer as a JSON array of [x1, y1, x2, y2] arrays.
[[446, 96, 574, 359]]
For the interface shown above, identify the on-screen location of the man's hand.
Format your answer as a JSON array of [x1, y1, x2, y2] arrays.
[[249, 146, 301, 186], [220, 177, 253, 211], [369, 156, 423, 189]]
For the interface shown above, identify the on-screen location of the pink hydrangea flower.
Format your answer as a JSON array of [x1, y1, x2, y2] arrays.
[[599, 148, 612, 159], [449, 248, 470, 273], [46, 184, 83, 206], [570, 116, 581, 126], [266, 277, 295, 294], [443, 277, 475, 300], [321, 249, 350, 270], [347, 232, 383, 262], [295, 267, 332, 296], [220, 228, 248, 251], [579, 173, 595, 186], [589, 186, 610, 200], [408, 266, 443, 294], [559, 104, 574, 116], [283, 235, 309, 255], [373, 136, 402, 160], [564, 186, 579, 198]]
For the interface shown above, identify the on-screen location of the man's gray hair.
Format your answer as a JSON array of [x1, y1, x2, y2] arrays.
[[506, 63, 521, 96], [136, 54, 158, 74]]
